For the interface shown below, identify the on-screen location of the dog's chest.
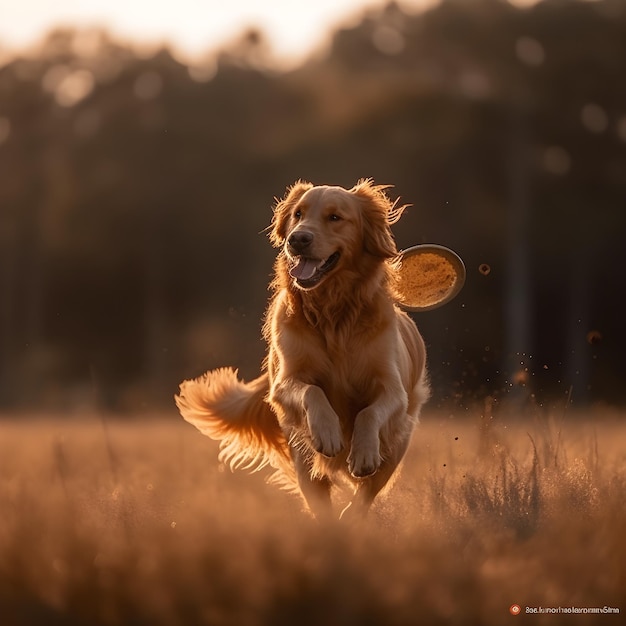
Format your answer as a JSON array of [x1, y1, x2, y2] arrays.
[[311, 336, 382, 414]]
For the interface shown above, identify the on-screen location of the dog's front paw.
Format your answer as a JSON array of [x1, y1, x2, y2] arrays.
[[348, 445, 381, 478], [348, 412, 382, 477], [310, 420, 344, 457], [307, 403, 343, 457]]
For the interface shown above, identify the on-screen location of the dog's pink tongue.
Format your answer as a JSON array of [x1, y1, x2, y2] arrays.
[[290, 258, 318, 281]]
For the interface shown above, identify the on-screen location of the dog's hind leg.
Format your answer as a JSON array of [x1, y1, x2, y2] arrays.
[[340, 433, 412, 521], [340, 460, 397, 520], [291, 448, 333, 519]]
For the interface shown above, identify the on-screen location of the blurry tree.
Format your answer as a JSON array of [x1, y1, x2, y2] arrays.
[[0, 0, 624, 411]]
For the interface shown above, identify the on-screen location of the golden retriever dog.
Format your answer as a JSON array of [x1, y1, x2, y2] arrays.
[[176, 179, 429, 519]]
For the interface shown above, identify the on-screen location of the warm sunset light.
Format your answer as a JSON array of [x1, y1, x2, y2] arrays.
[[0, 0, 443, 65], [1, 0, 623, 622]]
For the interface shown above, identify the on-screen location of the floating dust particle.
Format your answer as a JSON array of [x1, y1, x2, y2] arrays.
[[586, 330, 603, 345], [513, 369, 529, 386], [479, 263, 491, 276], [396, 252, 456, 308]]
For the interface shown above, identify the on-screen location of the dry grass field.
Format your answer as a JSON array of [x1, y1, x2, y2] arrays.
[[1, 406, 624, 625]]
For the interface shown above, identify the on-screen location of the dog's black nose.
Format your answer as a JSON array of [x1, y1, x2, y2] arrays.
[[288, 230, 314, 253]]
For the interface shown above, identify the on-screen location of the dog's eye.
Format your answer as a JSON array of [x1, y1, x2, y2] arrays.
[[294, 210, 301, 220], [329, 214, 341, 222]]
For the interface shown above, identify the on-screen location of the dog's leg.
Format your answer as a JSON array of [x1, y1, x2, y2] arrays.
[[340, 467, 394, 520], [272, 380, 343, 458], [348, 381, 408, 478], [291, 447, 333, 519], [341, 435, 410, 520], [304, 386, 344, 458]]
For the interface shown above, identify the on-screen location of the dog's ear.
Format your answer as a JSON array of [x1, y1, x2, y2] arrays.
[[269, 180, 313, 247], [352, 179, 407, 258]]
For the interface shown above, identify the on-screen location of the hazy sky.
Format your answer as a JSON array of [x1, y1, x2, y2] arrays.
[[0, 0, 445, 66]]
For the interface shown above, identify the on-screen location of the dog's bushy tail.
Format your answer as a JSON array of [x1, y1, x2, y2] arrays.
[[175, 368, 293, 483]]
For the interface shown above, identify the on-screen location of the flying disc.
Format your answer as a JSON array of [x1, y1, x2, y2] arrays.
[[395, 244, 466, 311]]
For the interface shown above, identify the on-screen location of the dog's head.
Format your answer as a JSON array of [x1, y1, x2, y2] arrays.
[[270, 179, 406, 291]]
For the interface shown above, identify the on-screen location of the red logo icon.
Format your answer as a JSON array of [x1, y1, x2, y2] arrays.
[[510, 604, 521, 616]]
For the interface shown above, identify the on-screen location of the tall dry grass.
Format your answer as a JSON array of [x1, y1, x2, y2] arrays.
[[1, 407, 624, 625]]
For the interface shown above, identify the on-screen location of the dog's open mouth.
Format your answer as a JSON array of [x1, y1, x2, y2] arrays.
[[289, 252, 340, 288]]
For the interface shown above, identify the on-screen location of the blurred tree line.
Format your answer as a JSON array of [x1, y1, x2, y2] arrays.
[[0, 0, 624, 412]]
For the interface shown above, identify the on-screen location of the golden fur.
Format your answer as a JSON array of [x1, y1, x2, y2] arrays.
[[176, 179, 430, 518]]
